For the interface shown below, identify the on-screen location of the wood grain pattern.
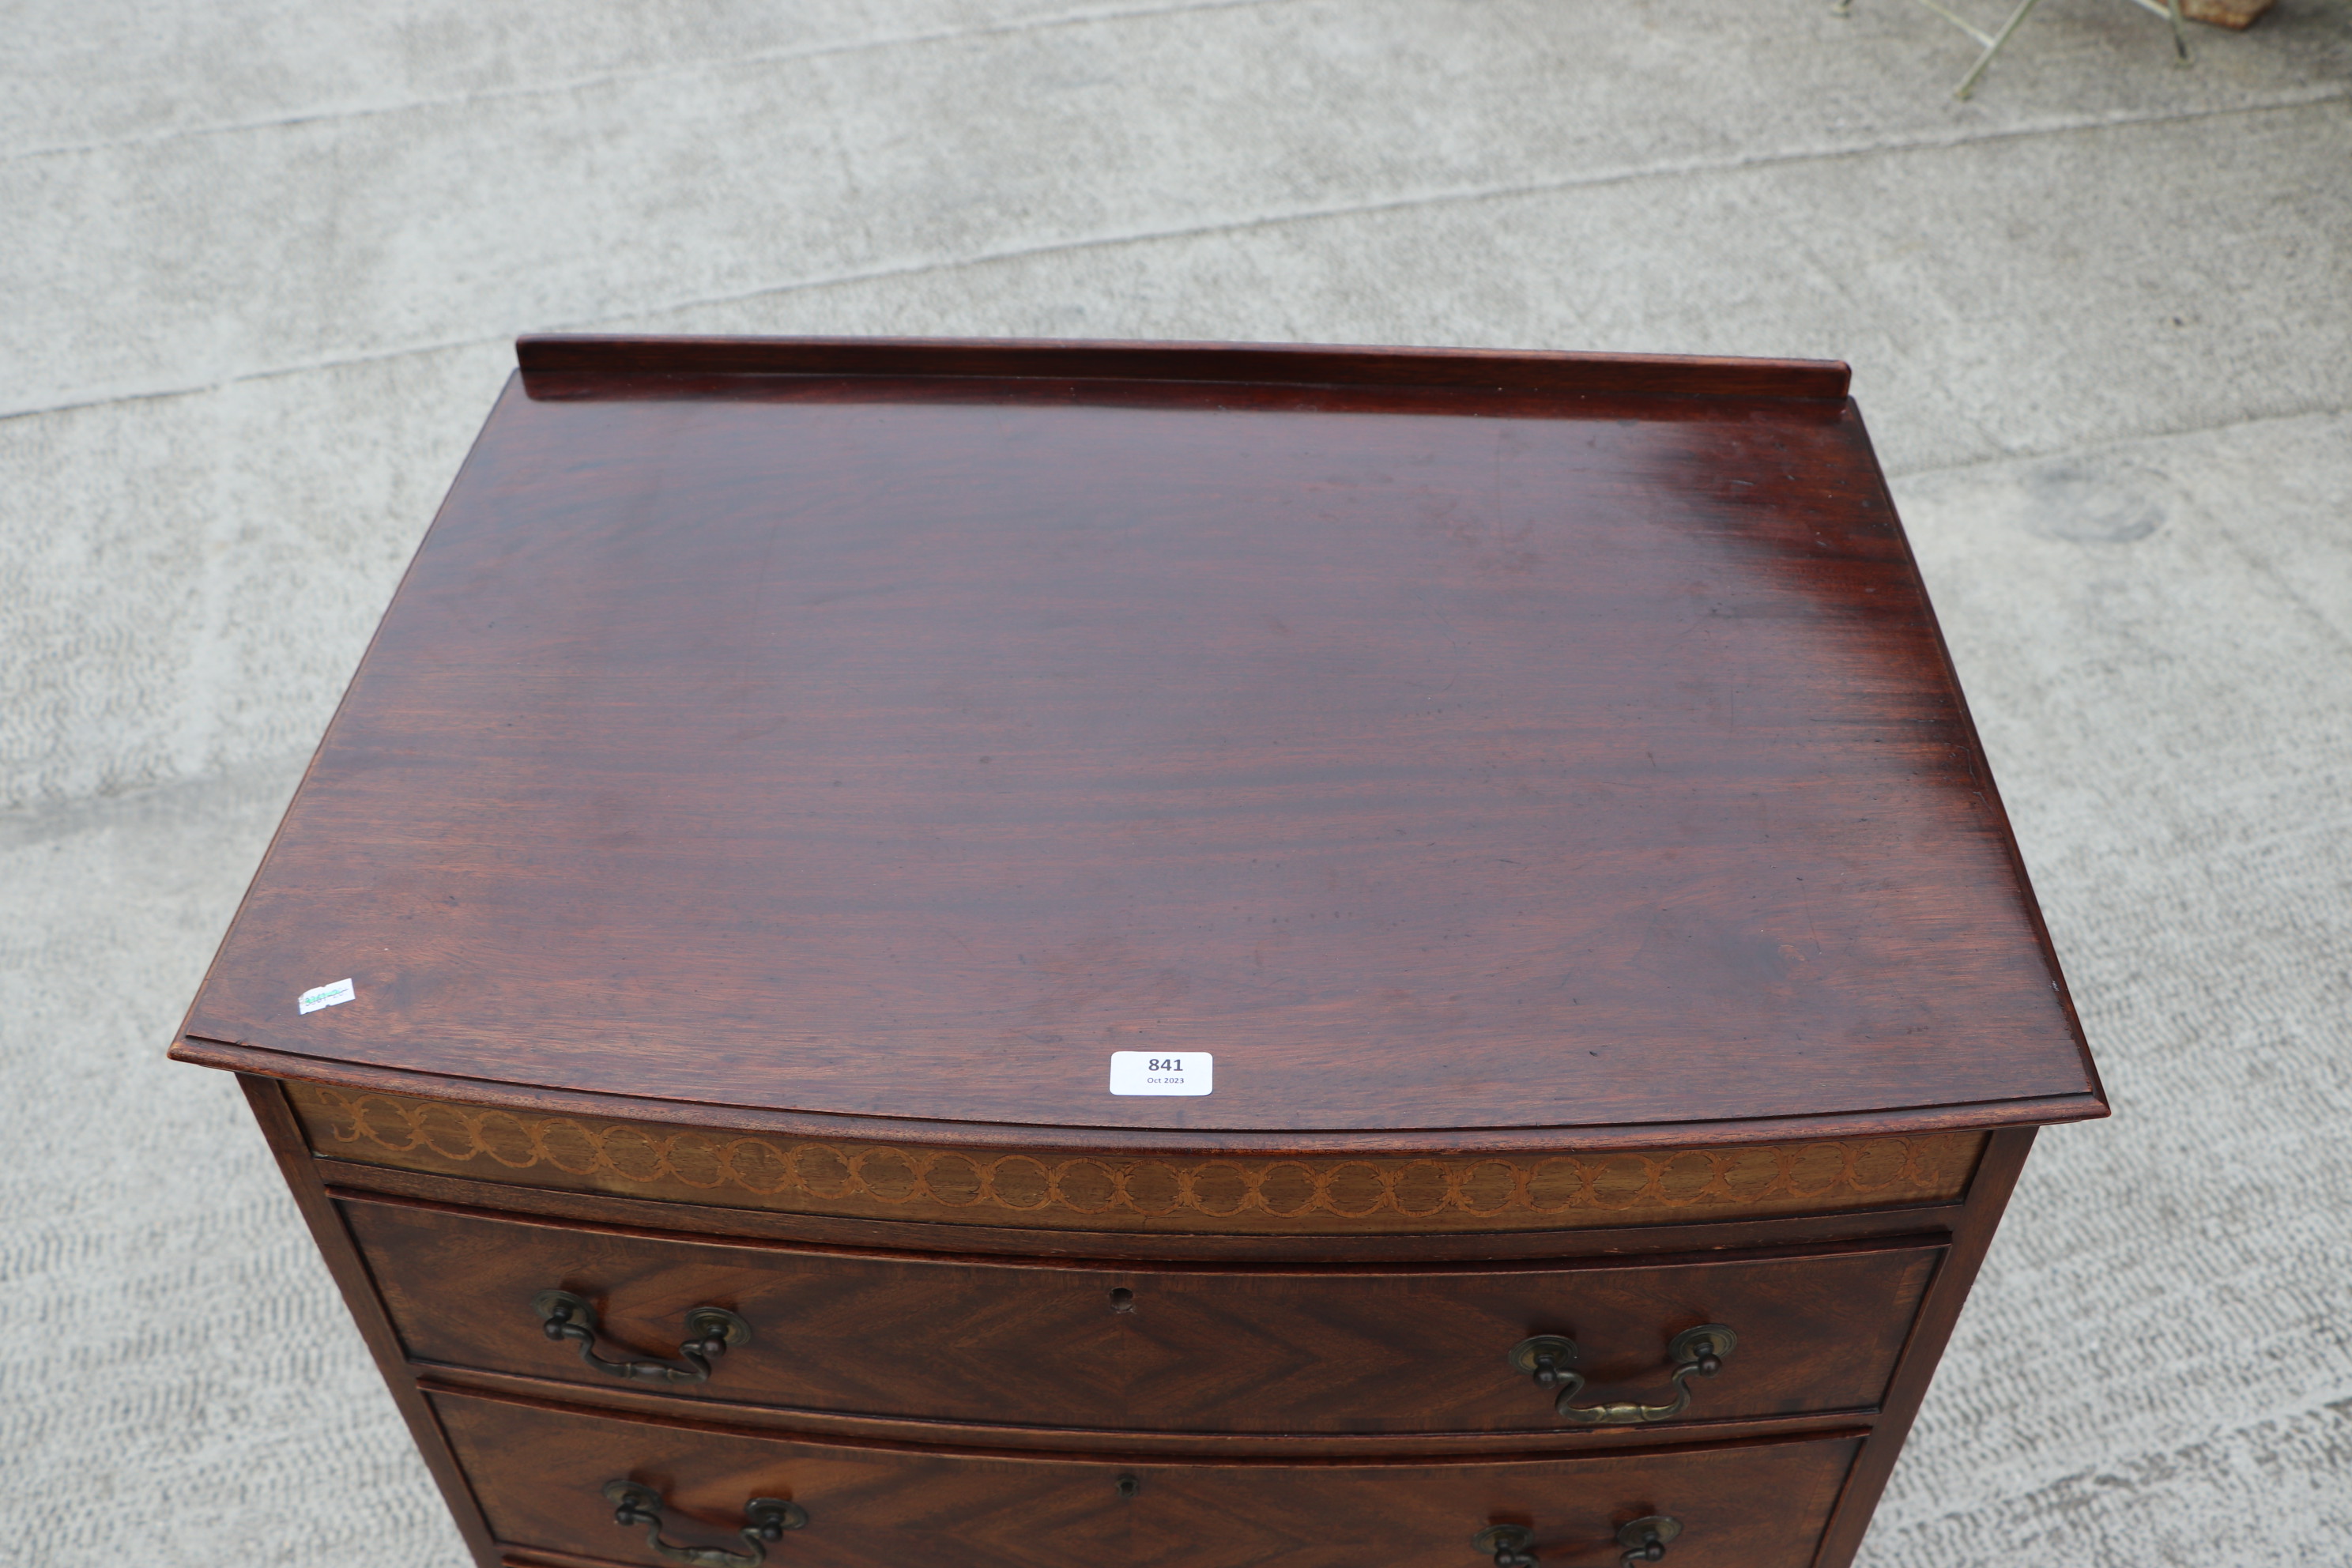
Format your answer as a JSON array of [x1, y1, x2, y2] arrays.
[[294, 1084, 1984, 1234], [435, 1388, 1861, 1568], [182, 1035, 2093, 1153], [418, 1362, 1886, 1461], [235, 1078, 506, 1566], [170, 340, 2095, 1568], [1808, 1127, 2038, 1568], [318, 1156, 1973, 1267], [349, 1193, 1938, 1434], [174, 350, 2101, 1136], [514, 334, 1853, 400]]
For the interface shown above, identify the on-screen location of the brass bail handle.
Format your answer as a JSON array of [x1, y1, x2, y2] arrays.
[[1507, 1325, 1737, 1425], [1472, 1516, 1684, 1568], [533, 1290, 752, 1385], [603, 1479, 806, 1567]]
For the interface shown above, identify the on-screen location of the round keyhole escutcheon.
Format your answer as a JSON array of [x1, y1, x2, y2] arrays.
[[1109, 1287, 1135, 1312], [1114, 1474, 1140, 1498]]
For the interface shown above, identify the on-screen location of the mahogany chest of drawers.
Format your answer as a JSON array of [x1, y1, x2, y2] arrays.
[[174, 335, 2105, 1568]]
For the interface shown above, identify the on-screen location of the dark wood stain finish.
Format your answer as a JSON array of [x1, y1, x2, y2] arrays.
[[318, 1159, 1973, 1268], [171, 338, 2103, 1568], [297, 1082, 1986, 1234], [348, 1193, 1938, 1433], [435, 1388, 1861, 1568], [175, 342, 2098, 1136], [412, 1363, 1890, 1461], [1810, 1126, 2037, 1568], [513, 333, 1858, 400], [175, 1034, 2083, 1151], [237, 1077, 503, 1562]]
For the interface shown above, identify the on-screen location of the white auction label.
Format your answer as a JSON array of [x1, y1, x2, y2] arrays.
[[1108, 1050, 1213, 1096], [298, 978, 356, 1015]]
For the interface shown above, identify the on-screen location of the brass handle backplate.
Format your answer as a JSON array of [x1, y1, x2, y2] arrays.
[[603, 1479, 805, 1566], [1615, 1515, 1683, 1568], [534, 1290, 751, 1385], [1473, 1525, 1540, 1568], [1508, 1325, 1737, 1425]]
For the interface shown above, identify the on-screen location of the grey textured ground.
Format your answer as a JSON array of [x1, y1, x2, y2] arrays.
[[3, 3, 2348, 1565]]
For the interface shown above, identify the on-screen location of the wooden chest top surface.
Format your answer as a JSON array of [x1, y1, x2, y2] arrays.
[[176, 337, 2100, 1147]]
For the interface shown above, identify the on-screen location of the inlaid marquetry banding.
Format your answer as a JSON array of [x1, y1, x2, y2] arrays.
[[289, 1084, 1984, 1234]]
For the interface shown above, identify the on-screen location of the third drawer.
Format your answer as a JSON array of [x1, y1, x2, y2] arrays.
[[343, 1193, 1941, 1435]]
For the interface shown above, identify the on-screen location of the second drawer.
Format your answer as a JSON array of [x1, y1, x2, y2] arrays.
[[344, 1193, 1939, 1434], [439, 1387, 1863, 1568]]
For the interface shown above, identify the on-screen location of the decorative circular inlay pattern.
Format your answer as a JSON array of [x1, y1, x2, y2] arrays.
[[290, 1084, 1984, 1234]]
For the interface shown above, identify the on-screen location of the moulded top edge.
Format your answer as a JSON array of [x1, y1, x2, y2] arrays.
[[514, 334, 1853, 402], [174, 1035, 2105, 1159]]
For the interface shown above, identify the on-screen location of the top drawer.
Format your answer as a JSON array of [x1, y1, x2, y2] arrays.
[[343, 1195, 1939, 1436], [294, 1084, 1985, 1235]]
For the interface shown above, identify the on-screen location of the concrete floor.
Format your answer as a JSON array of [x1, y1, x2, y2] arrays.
[[4, 3, 2348, 1564]]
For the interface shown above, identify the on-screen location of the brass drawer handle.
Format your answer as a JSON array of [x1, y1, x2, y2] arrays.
[[1615, 1516, 1683, 1567], [533, 1289, 752, 1385], [1508, 1325, 1736, 1425], [1474, 1515, 1683, 1568], [603, 1479, 806, 1566]]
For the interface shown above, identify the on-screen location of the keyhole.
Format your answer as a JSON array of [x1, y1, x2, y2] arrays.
[[1109, 1287, 1135, 1313], [1114, 1474, 1140, 1498]]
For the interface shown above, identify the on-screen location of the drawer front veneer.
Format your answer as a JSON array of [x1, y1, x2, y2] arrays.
[[438, 1389, 1862, 1568], [350, 1197, 1939, 1434]]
